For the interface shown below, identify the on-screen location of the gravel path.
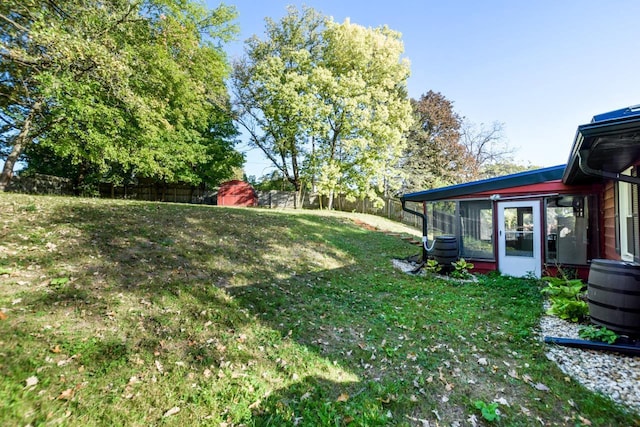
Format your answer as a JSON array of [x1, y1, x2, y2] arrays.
[[540, 311, 640, 415]]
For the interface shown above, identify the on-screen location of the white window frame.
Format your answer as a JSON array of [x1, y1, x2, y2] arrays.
[[618, 168, 636, 262]]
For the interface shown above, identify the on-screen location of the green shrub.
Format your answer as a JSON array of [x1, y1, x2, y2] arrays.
[[451, 258, 474, 279], [541, 275, 588, 323], [424, 258, 442, 274]]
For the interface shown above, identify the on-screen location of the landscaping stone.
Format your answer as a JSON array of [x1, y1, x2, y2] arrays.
[[540, 309, 640, 414]]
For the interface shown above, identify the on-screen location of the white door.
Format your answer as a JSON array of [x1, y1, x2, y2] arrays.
[[497, 201, 541, 278]]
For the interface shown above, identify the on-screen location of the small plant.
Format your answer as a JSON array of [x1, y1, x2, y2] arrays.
[[21, 203, 37, 212], [451, 258, 474, 279], [541, 275, 588, 323], [50, 277, 70, 287], [474, 400, 500, 422], [424, 258, 442, 274], [579, 325, 618, 344]]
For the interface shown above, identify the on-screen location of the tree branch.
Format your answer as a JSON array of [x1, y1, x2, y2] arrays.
[[0, 12, 30, 33]]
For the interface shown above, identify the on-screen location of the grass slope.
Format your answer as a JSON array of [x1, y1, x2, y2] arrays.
[[0, 193, 637, 426]]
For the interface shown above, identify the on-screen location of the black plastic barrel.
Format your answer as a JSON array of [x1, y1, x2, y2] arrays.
[[432, 235, 458, 269], [587, 259, 640, 336]]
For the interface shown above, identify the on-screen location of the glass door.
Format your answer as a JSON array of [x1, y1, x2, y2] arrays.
[[497, 201, 541, 277]]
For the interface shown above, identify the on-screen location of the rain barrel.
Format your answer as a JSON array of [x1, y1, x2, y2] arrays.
[[432, 235, 458, 269], [587, 259, 640, 336]]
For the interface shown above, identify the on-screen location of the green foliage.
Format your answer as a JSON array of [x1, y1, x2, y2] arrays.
[[1, 0, 242, 191], [232, 6, 413, 207], [579, 325, 618, 345], [251, 170, 296, 192], [474, 400, 500, 422], [50, 277, 70, 287], [403, 91, 475, 192], [451, 258, 474, 279], [424, 258, 442, 274], [541, 276, 588, 323]]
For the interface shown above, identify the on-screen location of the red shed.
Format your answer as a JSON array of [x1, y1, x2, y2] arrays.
[[217, 180, 258, 207]]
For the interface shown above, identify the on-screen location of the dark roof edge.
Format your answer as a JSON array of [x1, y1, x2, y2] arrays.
[[401, 165, 566, 202], [562, 113, 640, 184]]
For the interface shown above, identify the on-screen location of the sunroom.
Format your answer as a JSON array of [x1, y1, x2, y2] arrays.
[[401, 165, 600, 278], [401, 105, 640, 279]]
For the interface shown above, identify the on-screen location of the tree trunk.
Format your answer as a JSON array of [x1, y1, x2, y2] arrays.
[[294, 182, 302, 209], [0, 100, 42, 191], [328, 189, 334, 210]]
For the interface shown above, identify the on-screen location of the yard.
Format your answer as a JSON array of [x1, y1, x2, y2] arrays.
[[0, 193, 637, 426]]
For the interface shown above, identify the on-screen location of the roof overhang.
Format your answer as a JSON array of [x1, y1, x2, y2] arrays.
[[563, 106, 640, 185], [401, 165, 566, 202]]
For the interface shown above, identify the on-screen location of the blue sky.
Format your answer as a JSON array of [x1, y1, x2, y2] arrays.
[[214, 0, 640, 179]]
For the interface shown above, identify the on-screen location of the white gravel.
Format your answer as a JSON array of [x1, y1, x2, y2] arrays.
[[540, 308, 640, 415]]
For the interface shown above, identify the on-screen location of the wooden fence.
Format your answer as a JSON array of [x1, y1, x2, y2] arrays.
[[7, 175, 422, 232]]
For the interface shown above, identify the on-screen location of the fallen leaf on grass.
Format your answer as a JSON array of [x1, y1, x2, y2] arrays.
[[494, 397, 509, 406], [57, 388, 74, 400], [405, 415, 430, 426], [300, 392, 311, 401], [507, 369, 519, 379], [25, 376, 38, 388], [155, 360, 164, 374], [533, 382, 550, 392], [163, 406, 180, 417], [578, 415, 592, 426], [336, 393, 349, 402], [0, 311, 7, 320], [51, 345, 62, 354]]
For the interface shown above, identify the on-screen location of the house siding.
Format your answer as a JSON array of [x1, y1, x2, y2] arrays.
[[602, 181, 620, 260]]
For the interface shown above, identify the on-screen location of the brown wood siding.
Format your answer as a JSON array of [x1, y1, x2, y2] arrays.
[[603, 181, 620, 260]]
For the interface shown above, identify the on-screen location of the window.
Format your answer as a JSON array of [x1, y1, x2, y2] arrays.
[[460, 200, 494, 259], [545, 196, 589, 265], [617, 167, 639, 262], [504, 206, 534, 257], [426, 201, 456, 241]]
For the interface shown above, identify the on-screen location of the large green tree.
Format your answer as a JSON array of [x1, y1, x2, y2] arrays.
[[312, 19, 413, 209], [232, 7, 413, 208], [232, 6, 324, 206], [0, 0, 241, 191]]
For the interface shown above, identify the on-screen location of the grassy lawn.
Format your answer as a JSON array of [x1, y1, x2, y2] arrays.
[[0, 193, 637, 426]]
